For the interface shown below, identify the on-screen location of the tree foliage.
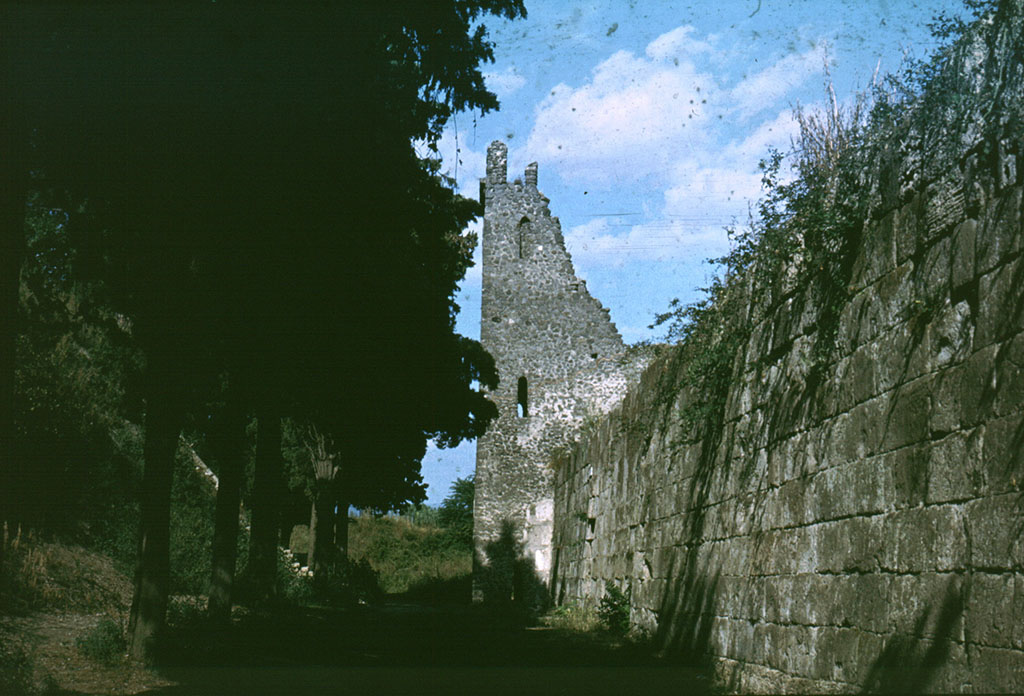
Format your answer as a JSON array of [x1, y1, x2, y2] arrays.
[[4, 0, 525, 659]]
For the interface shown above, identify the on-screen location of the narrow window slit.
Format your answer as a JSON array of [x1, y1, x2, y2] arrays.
[[517, 376, 529, 418]]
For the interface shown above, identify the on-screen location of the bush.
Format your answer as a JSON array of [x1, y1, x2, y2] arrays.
[[76, 617, 126, 666], [318, 558, 381, 606], [168, 447, 217, 596], [437, 476, 474, 551], [598, 582, 631, 637], [276, 548, 315, 606], [542, 602, 601, 632]]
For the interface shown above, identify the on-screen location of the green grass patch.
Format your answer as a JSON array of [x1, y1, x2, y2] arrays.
[[348, 515, 472, 598]]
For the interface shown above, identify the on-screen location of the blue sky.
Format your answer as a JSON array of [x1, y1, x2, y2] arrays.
[[419, 0, 968, 504]]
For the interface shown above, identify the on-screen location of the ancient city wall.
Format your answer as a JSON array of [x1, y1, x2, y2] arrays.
[[550, 9, 1024, 693]]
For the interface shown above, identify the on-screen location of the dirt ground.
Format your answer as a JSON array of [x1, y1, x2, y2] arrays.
[[2, 602, 716, 695], [0, 611, 173, 695]]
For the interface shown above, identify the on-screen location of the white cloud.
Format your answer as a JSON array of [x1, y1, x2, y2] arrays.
[[663, 109, 800, 224], [484, 67, 527, 96], [566, 216, 730, 269], [729, 42, 828, 119], [645, 25, 714, 61], [520, 25, 827, 281], [722, 109, 802, 164], [521, 26, 822, 192], [524, 33, 714, 184]]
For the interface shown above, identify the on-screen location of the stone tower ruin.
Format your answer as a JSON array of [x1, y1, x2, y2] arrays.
[[473, 141, 648, 604]]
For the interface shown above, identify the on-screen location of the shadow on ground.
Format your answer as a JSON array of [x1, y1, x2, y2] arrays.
[[143, 600, 715, 696]]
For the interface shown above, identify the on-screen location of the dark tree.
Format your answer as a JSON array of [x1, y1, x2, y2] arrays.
[[4, 0, 522, 659]]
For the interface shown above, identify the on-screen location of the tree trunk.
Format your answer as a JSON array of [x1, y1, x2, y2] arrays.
[[334, 493, 349, 563], [247, 402, 282, 601], [127, 376, 182, 662], [308, 499, 318, 570], [309, 482, 335, 589], [0, 42, 26, 569], [207, 399, 246, 624]]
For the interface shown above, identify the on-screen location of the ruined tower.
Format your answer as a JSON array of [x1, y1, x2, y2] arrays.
[[473, 141, 647, 604]]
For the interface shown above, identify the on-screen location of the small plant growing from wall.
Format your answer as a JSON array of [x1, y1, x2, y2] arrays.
[[598, 581, 631, 637]]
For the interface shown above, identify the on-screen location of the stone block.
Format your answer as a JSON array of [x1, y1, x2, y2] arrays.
[[965, 572, 1016, 649], [960, 344, 999, 427], [965, 494, 1024, 570], [850, 343, 881, 407], [894, 195, 925, 264], [779, 624, 817, 678], [875, 321, 931, 394], [876, 263, 916, 333], [993, 333, 1024, 418], [881, 506, 967, 573], [977, 194, 1023, 276], [928, 299, 974, 371], [816, 516, 885, 574], [809, 467, 841, 522], [927, 430, 985, 504], [966, 644, 1024, 693], [976, 259, 1024, 348], [981, 412, 1024, 496], [837, 289, 869, 354], [1016, 573, 1024, 651], [929, 365, 963, 435], [891, 444, 929, 508], [852, 455, 896, 514], [849, 573, 892, 634], [887, 572, 965, 641], [853, 212, 898, 291], [846, 396, 889, 462], [814, 626, 882, 686], [777, 476, 812, 529], [950, 218, 978, 291], [881, 377, 933, 453], [917, 235, 953, 308]]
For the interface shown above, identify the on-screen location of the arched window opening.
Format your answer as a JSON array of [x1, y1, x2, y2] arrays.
[[517, 376, 529, 418], [517, 217, 531, 259]]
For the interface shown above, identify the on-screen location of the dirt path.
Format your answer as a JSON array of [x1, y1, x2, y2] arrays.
[[2, 602, 715, 695], [148, 603, 715, 695], [0, 611, 173, 695]]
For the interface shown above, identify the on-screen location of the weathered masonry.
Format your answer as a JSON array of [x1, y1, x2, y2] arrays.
[[473, 141, 649, 604], [549, 9, 1024, 694]]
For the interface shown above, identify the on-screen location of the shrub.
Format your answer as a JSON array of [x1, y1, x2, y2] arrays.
[[168, 448, 216, 596], [76, 617, 126, 666], [318, 558, 381, 606], [542, 602, 601, 633], [276, 548, 315, 606], [598, 582, 631, 637]]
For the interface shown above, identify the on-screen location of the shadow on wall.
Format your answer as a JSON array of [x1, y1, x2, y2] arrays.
[[475, 519, 550, 620], [650, 351, 730, 678], [861, 576, 965, 694]]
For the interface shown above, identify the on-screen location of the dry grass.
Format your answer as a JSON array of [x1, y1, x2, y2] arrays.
[[0, 533, 172, 694], [541, 602, 602, 633], [2, 532, 132, 615]]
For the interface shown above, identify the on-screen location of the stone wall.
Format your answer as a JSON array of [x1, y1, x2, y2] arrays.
[[550, 9, 1024, 693], [474, 141, 650, 604]]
